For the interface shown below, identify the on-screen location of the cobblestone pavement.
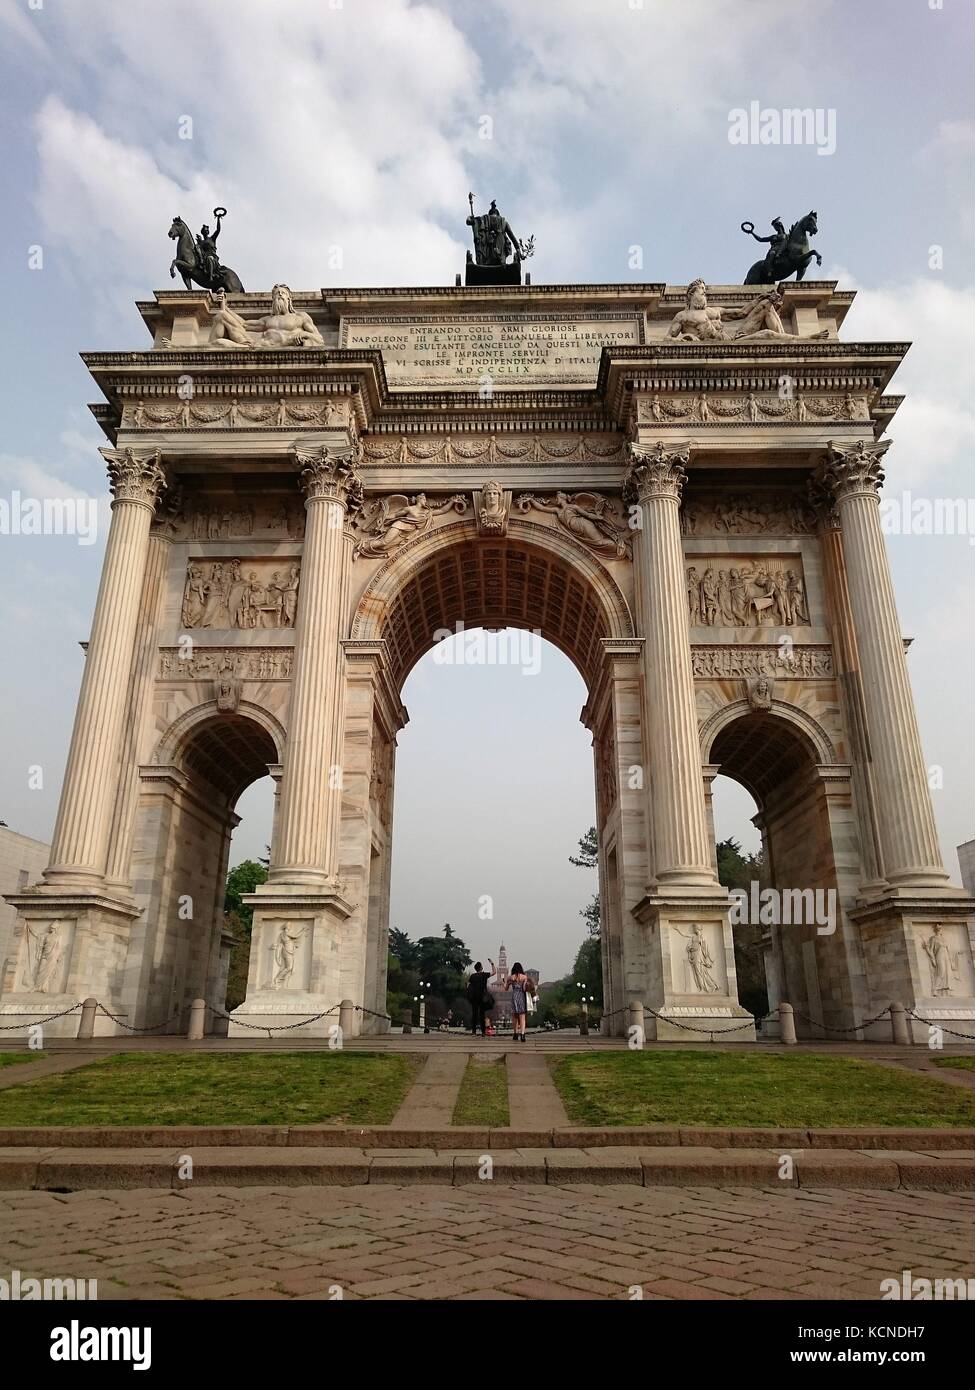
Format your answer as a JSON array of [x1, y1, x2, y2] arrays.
[[2, 1184, 974, 1300]]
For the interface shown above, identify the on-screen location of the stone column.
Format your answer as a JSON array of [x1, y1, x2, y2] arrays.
[[269, 443, 361, 888], [45, 449, 167, 888], [625, 443, 715, 887], [816, 441, 948, 888]]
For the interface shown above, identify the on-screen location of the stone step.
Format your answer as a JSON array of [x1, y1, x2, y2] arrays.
[[1, 1124, 973, 1149], [1, 1144, 974, 1191]]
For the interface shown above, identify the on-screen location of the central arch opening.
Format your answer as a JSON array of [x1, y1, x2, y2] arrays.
[[359, 525, 634, 1032]]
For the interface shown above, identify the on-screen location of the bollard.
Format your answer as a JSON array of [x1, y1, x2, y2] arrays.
[[890, 1001, 911, 1046], [77, 997, 98, 1040], [628, 999, 645, 1046], [579, 1000, 589, 1037], [779, 1001, 797, 1045], [401, 1009, 412, 1035], [187, 998, 207, 1041], [339, 998, 354, 1038]]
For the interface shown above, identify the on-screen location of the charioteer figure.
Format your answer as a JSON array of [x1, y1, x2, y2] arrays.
[[741, 211, 823, 284], [463, 193, 535, 286]]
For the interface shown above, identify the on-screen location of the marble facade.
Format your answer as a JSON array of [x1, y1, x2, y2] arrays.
[[2, 278, 972, 1042]]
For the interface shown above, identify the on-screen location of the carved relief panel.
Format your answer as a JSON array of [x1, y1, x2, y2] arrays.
[[685, 557, 810, 628], [670, 921, 727, 995], [181, 558, 301, 630]]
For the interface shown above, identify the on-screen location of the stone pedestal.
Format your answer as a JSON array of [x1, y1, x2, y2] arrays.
[[228, 889, 355, 1037]]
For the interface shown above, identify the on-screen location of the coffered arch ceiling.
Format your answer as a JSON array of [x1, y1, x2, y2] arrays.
[[351, 519, 635, 693]]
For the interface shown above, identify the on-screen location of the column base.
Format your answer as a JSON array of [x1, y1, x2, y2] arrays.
[[850, 889, 975, 1042], [233, 888, 358, 1038], [633, 891, 756, 1042], [0, 889, 141, 1038]]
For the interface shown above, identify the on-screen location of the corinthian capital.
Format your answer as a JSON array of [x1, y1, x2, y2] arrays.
[[816, 439, 891, 505], [624, 441, 690, 504], [294, 442, 364, 514], [104, 448, 168, 509]]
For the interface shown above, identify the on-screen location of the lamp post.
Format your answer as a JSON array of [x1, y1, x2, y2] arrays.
[[413, 980, 432, 1033], [576, 981, 595, 1037]]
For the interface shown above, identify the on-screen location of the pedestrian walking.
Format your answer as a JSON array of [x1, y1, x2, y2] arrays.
[[500, 960, 535, 1041], [466, 958, 495, 1037]]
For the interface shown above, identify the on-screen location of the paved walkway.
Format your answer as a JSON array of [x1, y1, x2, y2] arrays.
[[0, 1053, 105, 1091], [506, 1051, 569, 1128], [2, 1183, 972, 1300], [389, 1053, 467, 1128]]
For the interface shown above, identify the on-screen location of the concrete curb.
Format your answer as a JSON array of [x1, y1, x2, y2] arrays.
[[0, 1144, 973, 1191], [1, 1124, 973, 1149]]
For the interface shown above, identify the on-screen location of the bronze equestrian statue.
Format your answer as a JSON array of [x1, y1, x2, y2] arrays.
[[168, 206, 244, 292], [741, 212, 823, 284]]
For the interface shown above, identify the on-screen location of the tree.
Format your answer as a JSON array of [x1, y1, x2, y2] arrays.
[[716, 836, 769, 1019], [570, 827, 601, 939], [388, 927, 419, 971], [386, 924, 473, 1026], [223, 859, 269, 1011]]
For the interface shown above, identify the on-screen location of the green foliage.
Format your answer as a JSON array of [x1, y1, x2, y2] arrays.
[[716, 836, 769, 1019], [570, 826, 601, 939], [224, 859, 268, 928], [386, 922, 472, 1025]]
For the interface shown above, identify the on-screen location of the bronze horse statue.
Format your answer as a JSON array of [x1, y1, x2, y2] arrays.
[[168, 209, 244, 292], [742, 212, 823, 284]]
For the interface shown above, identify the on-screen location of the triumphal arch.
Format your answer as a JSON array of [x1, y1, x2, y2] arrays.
[[3, 235, 975, 1041]]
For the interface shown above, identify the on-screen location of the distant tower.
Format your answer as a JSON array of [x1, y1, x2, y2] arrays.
[[497, 942, 508, 978]]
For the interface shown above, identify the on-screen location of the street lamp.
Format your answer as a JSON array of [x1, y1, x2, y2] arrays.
[[576, 981, 595, 1036], [413, 981, 432, 1033]]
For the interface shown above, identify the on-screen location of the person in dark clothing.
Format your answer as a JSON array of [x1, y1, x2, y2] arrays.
[[466, 958, 496, 1036]]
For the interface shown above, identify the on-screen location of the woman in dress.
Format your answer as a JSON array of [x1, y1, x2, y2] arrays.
[[501, 961, 534, 1042]]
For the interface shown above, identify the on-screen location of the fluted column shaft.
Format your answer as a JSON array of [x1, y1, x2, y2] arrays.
[[627, 444, 716, 886], [818, 442, 947, 886], [270, 445, 360, 886], [47, 451, 167, 885]]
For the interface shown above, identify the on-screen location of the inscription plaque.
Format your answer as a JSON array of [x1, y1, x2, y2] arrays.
[[341, 312, 643, 388]]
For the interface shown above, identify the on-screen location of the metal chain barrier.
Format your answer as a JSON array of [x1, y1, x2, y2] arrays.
[[792, 1006, 892, 1036], [907, 1007, 975, 1042], [205, 1002, 341, 1038], [95, 1003, 182, 1034], [0, 1002, 83, 1030], [641, 1003, 779, 1042], [354, 1004, 392, 1023]]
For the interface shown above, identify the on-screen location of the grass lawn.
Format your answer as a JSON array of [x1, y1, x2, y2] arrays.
[[931, 1057, 975, 1074], [452, 1057, 509, 1127], [549, 1051, 975, 1128], [0, 1052, 423, 1127], [0, 1054, 37, 1070]]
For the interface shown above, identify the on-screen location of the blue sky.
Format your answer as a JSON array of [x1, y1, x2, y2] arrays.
[[1, 0, 974, 977]]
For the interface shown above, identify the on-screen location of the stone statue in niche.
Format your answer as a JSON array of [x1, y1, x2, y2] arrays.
[[272, 922, 307, 988], [685, 562, 808, 627], [675, 924, 720, 994], [746, 676, 774, 711], [474, 480, 510, 535], [209, 284, 326, 349], [354, 493, 468, 559], [922, 924, 958, 997], [214, 658, 241, 713], [668, 279, 829, 343], [515, 492, 632, 559], [25, 922, 63, 993]]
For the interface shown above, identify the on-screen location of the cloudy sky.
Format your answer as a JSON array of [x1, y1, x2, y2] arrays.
[[1, 0, 973, 979]]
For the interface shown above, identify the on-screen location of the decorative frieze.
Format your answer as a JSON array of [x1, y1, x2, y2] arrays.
[[158, 647, 295, 681], [166, 496, 305, 540], [362, 434, 628, 466], [690, 645, 833, 679], [181, 559, 300, 630], [681, 490, 817, 536], [637, 389, 869, 425], [686, 559, 809, 627], [126, 397, 348, 430]]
